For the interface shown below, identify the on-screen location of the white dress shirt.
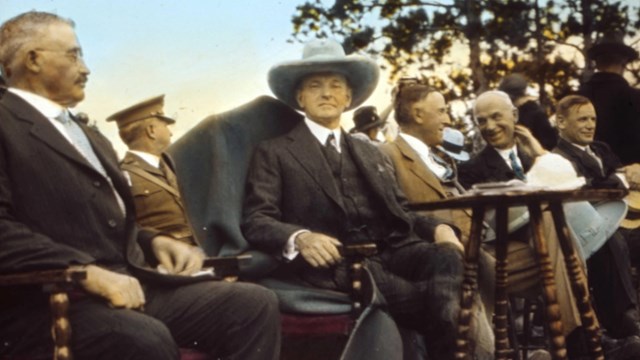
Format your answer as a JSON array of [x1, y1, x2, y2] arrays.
[[399, 133, 447, 179]]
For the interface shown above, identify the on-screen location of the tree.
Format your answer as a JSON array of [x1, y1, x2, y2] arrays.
[[290, 0, 640, 115]]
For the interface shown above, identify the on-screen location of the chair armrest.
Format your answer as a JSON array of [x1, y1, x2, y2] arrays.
[[202, 254, 253, 279], [339, 244, 378, 315], [340, 243, 377, 258], [0, 268, 87, 288]]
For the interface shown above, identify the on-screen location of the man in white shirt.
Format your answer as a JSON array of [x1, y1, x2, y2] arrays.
[[0, 11, 279, 360]]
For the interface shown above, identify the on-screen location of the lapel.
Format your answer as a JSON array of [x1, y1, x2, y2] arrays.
[[81, 122, 135, 212], [346, 135, 409, 221], [517, 146, 535, 173], [394, 136, 448, 198], [1, 92, 102, 176], [556, 138, 603, 177], [480, 145, 534, 181], [122, 152, 182, 198], [123, 152, 164, 177], [285, 122, 346, 212], [480, 146, 514, 181]]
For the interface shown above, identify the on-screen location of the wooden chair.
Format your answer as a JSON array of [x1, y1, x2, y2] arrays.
[[0, 268, 87, 360], [167, 96, 409, 360], [0, 256, 246, 360]]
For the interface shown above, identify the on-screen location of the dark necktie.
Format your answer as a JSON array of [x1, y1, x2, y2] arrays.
[[323, 133, 341, 174], [509, 151, 526, 180]]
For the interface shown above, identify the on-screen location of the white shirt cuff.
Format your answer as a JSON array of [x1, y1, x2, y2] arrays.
[[283, 229, 309, 260], [616, 173, 630, 189]]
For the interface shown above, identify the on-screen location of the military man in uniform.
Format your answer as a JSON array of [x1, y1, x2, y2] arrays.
[[108, 95, 196, 246]]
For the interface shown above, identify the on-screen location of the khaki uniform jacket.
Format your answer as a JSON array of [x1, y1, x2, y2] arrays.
[[121, 152, 196, 246]]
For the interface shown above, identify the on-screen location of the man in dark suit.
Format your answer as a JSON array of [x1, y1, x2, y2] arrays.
[[0, 11, 280, 359], [553, 94, 640, 340], [109, 95, 197, 247], [579, 32, 640, 165], [459, 90, 640, 358], [242, 38, 472, 359]]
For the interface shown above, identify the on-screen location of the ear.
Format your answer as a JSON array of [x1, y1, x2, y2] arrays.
[[296, 90, 305, 109], [412, 107, 424, 124], [556, 115, 566, 131], [145, 123, 157, 139], [345, 88, 352, 109], [512, 107, 519, 124], [24, 50, 42, 73]]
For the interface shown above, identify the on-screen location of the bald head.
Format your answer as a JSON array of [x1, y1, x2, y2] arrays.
[[473, 90, 518, 150]]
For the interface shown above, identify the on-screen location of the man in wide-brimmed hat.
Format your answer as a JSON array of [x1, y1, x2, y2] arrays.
[[580, 31, 640, 165], [242, 38, 484, 359]]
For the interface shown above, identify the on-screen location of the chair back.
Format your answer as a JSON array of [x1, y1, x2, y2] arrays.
[[167, 96, 302, 277]]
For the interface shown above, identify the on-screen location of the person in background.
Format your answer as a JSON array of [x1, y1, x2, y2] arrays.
[[579, 31, 640, 165], [349, 105, 385, 143], [498, 73, 558, 150]]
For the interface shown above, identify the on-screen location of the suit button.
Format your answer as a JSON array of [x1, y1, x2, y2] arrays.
[[108, 219, 117, 228], [93, 181, 101, 187]]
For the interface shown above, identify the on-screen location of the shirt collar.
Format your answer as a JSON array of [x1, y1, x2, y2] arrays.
[[304, 117, 342, 152], [570, 142, 589, 152], [496, 145, 519, 164], [8, 87, 71, 119], [399, 133, 432, 157], [129, 150, 161, 168]]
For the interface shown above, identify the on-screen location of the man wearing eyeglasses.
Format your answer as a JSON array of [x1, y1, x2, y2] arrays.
[[0, 11, 280, 360]]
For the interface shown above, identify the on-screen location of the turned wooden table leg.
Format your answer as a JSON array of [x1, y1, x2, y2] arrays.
[[494, 205, 512, 360], [528, 203, 567, 360], [455, 206, 485, 360], [549, 202, 604, 360], [50, 290, 73, 360]]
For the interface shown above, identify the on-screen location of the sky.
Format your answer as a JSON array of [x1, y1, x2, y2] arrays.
[[0, 0, 396, 155]]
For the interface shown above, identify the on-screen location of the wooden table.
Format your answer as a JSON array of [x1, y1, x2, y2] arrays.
[[410, 188, 625, 360]]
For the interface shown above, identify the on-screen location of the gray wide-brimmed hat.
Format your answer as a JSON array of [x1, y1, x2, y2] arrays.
[[268, 39, 380, 111]]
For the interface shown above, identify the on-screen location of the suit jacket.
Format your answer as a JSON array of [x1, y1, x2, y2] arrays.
[[580, 72, 640, 165], [552, 138, 625, 189], [241, 122, 443, 286], [380, 136, 472, 242], [0, 90, 198, 293], [121, 152, 196, 245], [458, 145, 534, 189]]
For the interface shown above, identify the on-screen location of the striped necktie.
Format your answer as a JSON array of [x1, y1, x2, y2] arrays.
[[509, 151, 526, 180]]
